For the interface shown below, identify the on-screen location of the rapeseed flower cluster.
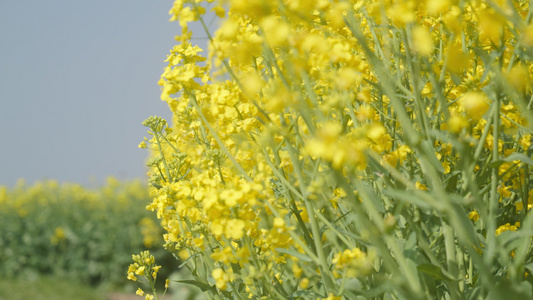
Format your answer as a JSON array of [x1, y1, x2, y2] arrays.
[[128, 251, 169, 300], [132, 0, 533, 299]]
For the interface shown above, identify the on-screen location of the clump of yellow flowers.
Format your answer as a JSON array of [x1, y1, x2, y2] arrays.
[[131, 0, 533, 299], [128, 251, 169, 300]]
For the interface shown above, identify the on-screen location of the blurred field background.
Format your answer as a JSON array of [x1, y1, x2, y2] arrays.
[[0, 178, 204, 300]]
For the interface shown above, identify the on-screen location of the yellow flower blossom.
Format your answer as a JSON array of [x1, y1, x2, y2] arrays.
[[468, 210, 480, 222], [412, 26, 434, 56], [415, 181, 429, 191], [225, 219, 246, 240], [496, 222, 520, 236], [460, 91, 490, 120], [321, 293, 342, 300], [447, 115, 469, 134], [212, 268, 232, 290]]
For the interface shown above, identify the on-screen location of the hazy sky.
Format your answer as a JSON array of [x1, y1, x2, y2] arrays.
[[0, 1, 203, 186]]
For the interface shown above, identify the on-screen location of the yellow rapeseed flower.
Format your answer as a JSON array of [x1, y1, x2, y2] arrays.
[[412, 26, 434, 57], [460, 91, 490, 120], [212, 268, 230, 290], [468, 210, 480, 222]]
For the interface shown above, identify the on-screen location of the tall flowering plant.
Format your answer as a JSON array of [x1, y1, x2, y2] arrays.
[[130, 0, 533, 299]]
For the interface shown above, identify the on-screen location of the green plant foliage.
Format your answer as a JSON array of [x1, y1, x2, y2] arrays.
[[0, 178, 171, 289], [0, 276, 107, 300]]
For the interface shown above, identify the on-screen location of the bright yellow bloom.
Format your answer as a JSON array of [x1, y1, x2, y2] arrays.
[[448, 115, 469, 134], [212, 268, 231, 290], [412, 26, 434, 56], [496, 222, 520, 236], [415, 181, 429, 191], [468, 210, 480, 222], [461, 92, 490, 120], [299, 278, 309, 289], [321, 293, 342, 300]]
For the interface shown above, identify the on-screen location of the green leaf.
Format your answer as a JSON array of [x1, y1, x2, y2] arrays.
[[177, 253, 199, 268], [487, 278, 533, 299], [504, 153, 533, 166], [275, 248, 313, 262], [445, 172, 460, 192], [292, 290, 324, 298], [344, 278, 391, 298], [382, 189, 432, 209], [404, 232, 417, 251], [448, 202, 480, 249], [467, 286, 482, 300], [417, 264, 448, 281], [487, 160, 505, 168], [366, 152, 389, 175], [420, 139, 445, 173], [355, 180, 385, 213], [524, 262, 533, 275], [174, 279, 217, 293]]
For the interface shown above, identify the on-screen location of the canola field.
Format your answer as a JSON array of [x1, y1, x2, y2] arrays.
[[0, 178, 168, 290]]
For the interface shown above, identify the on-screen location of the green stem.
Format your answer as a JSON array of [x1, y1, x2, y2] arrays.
[[315, 210, 356, 249], [485, 96, 501, 266], [282, 134, 337, 291], [264, 200, 320, 264], [402, 28, 430, 137], [473, 105, 495, 161], [442, 222, 460, 299], [154, 132, 173, 183]]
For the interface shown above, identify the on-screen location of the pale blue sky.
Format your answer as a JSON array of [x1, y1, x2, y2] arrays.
[[0, 1, 204, 186]]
